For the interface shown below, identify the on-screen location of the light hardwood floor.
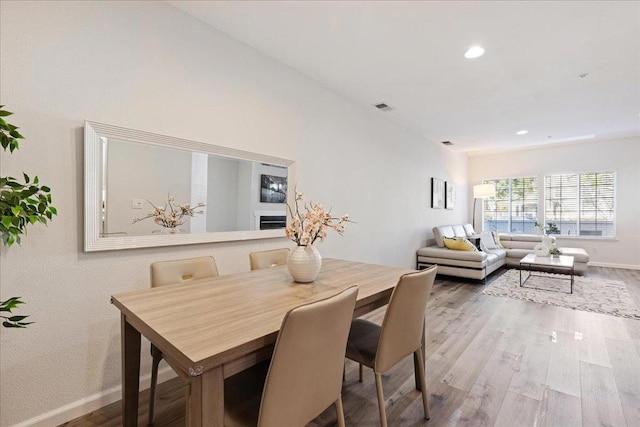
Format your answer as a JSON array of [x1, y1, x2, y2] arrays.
[[61, 266, 640, 426]]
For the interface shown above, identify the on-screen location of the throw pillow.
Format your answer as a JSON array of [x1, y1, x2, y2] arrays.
[[443, 237, 478, 251], [491, 230, 504, 249], [479, 232, 498, 250]]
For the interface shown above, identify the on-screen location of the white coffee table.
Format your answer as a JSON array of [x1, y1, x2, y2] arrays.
[[519, 254, 575, 294]]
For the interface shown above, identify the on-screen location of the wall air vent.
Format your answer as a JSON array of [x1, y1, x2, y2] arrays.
[[374, 103, 394, 112], [441, 141, 453, 146]]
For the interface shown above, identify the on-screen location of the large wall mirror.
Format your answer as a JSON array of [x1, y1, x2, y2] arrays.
[[84, 121, 294, 251]]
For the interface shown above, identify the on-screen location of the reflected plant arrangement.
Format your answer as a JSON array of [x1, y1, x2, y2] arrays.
[[132, 195, 204, 229]]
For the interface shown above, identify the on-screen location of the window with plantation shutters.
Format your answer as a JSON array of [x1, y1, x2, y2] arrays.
[[482, 177, 538, 233], [544, 172, 615, 237]]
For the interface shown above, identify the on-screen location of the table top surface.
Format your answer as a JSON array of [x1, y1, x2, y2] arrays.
[[519, 253, 575, 268], [111, 258, 413, 370]]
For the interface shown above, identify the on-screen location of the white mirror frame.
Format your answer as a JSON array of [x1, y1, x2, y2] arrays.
[[84, 121, 295, 252]]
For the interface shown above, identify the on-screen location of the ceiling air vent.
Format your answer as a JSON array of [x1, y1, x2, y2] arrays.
[[441, 141, 453, 146], [374, 103, 394, 112]]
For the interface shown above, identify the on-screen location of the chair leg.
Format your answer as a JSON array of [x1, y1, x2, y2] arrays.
[[335, 396, 346, 427], [148, 346, 163, 425], [359, 363, 363, 382], [374, 373, 388, 427], [414, 350, 430, 420]]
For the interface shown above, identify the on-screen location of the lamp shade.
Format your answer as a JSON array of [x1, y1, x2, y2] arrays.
[[473, 183, 496, 198]]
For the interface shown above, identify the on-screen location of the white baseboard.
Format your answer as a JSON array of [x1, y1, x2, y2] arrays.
[[589, 261, 640, 270], [9, 367, 178, 427]]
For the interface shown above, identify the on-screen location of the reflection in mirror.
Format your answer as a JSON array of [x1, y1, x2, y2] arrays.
[[85, 121, 294, 251]]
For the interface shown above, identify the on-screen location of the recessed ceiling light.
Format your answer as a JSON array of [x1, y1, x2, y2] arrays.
[[516, 130, 528, 135], [464, 46, 485, 59]]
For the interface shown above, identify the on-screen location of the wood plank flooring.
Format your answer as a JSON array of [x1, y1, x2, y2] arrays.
[[61, 266, 640, 426]]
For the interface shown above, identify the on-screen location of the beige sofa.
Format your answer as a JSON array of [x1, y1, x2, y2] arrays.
[[416, 224, 589, 282]]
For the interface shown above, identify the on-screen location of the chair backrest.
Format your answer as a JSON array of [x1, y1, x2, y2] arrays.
[[375, 266, 437, 373], [150, 256, 219, 287], [249, 248, 290, 271], [258, 286, 359, 427]]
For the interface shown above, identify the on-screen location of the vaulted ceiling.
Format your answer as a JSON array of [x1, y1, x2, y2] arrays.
[[169, 1, 640, 154]]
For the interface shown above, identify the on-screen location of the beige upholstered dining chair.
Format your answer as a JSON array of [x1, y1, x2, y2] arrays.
[[249, 248, 290, 270], [224, 286, 359, 427], [345, 265, 437, 427], [148, 256, 219, 425]]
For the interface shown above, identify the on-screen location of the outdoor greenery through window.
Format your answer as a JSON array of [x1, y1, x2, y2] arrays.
[[481, 172, 615, 237], [482, 177, 538, 233], [544, 172, 615, 237]]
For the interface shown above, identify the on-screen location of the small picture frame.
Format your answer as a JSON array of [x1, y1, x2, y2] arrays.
[[260, 174, 287, 203], [431, 178, 445, 209], [445, 181, 455, 209]]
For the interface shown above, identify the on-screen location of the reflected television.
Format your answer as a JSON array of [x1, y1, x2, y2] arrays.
[[260, 174, 287, 203]]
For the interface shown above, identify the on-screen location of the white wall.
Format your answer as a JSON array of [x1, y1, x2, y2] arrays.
[[468, 137, 640, 268], [206, 156, 240, 232], [107, 139, 193, 235], [0, 1, 467, 425]]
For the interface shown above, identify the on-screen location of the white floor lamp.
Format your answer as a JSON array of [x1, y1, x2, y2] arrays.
[[473, 183, 496, 231]]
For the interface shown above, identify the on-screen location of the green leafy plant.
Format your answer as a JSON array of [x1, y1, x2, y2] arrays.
[[1, 105, 57, 327], [0, 297, 32, 328], [1, 106, 57, 246], [549, 247, 562, 256], [534, 221, 560, 235]]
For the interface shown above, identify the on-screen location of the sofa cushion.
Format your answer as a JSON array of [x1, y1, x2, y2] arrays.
[[505, 234, 543, 242], [417, 246, 486, 262], [501, 240, 541, 250], [443, 237, 477, 251], [463, 224, 476, 235], [433, 225, 454, 247], [485, 252, 504, 266], [505, 248, 535, 260], [485, 248, 507, 260], [558, 247, 590, 263], [452, 225, 467, 238], [433, 224, 475, 247]]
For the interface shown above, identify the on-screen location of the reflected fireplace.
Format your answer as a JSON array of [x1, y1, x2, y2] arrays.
[[259, 215, 287, 230]]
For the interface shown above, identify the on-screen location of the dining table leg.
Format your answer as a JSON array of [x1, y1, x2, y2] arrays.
[[186, 365, 224, 426], [121, 313, 141, 427]]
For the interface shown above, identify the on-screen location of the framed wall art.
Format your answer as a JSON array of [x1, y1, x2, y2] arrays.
[[431, 178, 445, 209], [445, 181, 455, 209]]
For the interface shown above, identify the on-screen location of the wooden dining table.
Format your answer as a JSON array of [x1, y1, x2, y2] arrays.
[[111, 258, 415, 426]]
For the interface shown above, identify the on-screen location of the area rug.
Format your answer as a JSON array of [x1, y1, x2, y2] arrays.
[[483, 269, 640, 320]]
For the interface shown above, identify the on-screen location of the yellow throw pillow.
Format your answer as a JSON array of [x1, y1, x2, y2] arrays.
[[443, 237, 478, 251]]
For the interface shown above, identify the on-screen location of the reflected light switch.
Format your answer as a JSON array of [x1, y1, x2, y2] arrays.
[[132, 199, 144, 209]]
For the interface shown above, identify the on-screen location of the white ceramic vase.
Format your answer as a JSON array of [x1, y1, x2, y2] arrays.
[[287, 245, 322, 283]]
